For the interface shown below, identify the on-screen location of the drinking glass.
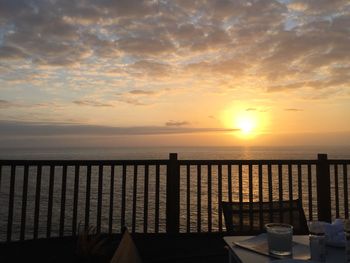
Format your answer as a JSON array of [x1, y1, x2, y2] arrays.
[[265, 223, 293, 256], [307, 220, 326, 262]]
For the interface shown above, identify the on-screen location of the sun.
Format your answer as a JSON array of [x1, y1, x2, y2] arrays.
[[238, 117, 255, 134], [221, 106, 264, 139], [221, 104, 269, 141], [236, 114, 256, 136]]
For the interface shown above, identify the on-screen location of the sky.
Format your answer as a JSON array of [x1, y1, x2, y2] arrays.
[[0, 0, 349, 148]]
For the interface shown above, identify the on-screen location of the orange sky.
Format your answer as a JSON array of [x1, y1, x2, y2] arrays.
[[0, 0, 349, 147]]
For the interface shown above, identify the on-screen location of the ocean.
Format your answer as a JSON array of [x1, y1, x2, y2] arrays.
[[1, 145, 350, 160], [1, 146, 350, 241]]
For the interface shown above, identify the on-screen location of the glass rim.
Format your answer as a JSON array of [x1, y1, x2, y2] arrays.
[[265, 223, 293, 229]]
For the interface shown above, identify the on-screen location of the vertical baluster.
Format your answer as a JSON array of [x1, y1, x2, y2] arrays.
[[20, 165, 29, 241], [248, 164, 253, 230], [288, 164, 293, 201], [121, 165, 126, 231], [207, 165, 212, 232], [197, 165, 201, 233], [218, 164, 223, 232], [238, 164, 243, 230], [144, 164, 149, 233], [298, 164, 302, 203], [109, 165, 115, 235], [308, 164, 313, 220], [344, 165, 349, 219], [72, 165, 79, 236], [268, 164, 273, 222], [288, 164, 293, 224], [33, 165, 42, 239], [238, 164, 243, 203], [268, 164, 273, 202], [334, 164, 339, 218], [186, 165, 190, 232], [228, 165, 232, 202], [59, 165, 67, 237], [85, 165, 91, 230], [0, 165, 2, 191], [278, 164, 283, 223], [155, 165, 160, 233], [7, 165, 15, 242], [47, 165, 55, 238], [132, 165, 138, 233], [298, 164, 304, 228], [96, 165, 103, 233], [278, 165, 283, 202]]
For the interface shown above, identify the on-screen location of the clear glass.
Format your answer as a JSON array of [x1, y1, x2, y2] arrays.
[[265, 223, 293, 256], [307, 220, 326, 262]]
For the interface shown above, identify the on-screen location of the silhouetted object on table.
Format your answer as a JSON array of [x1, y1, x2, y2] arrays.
[[76, 225, 109, 263], [110, 227, 142, 263], [222, 199, 308, 235]]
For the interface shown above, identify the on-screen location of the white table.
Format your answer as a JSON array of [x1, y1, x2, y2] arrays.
[[223, 235, 345, 262]]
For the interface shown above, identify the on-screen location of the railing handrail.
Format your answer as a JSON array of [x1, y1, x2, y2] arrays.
[[0, 160, 169, 165], [178, 159, 318, 165], [1, 158, 349, 166]]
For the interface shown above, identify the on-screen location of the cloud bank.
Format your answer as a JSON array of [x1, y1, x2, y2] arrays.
[[0, 0, 348, 96], [0, 120, 237, 136]]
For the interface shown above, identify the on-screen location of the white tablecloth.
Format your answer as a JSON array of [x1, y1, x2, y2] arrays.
[[223, 235, 345, 262]]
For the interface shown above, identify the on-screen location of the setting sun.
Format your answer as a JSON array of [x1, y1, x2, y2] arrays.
[[237, 116, 255, 134], [234, 113, 258, 139], [221, 104, 270, 142]]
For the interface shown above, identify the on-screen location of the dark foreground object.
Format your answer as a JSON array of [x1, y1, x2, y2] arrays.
[[0, 233, 227, 263]]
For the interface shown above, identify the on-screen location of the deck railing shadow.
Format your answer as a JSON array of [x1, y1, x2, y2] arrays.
[[0, 153, 349, 242]]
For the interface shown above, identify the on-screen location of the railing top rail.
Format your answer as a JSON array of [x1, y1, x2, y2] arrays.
[[328, 159, 350, 165], [0, 158, 348, 166], [178, 159, 318, 165], [0, 159, 169, 166]]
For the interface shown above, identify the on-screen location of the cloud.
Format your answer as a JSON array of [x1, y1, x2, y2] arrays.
[[102, 0, 158, 18], [129, 90, 157, 95], [0, 0, 29, 21], [287, 2, 308, 12], [186, 59, 247, 76], [118, 97, 148, 106], [288, 0, 349, 15], [115, 88, 168, 106], [128, 60, 173, 78], [0, 0, 349, 129], [0, 120, 237, 136], [117, 37, 175, 56], [246, 108, 257, 111], [0, 99, 15, 108], [82, 33, 119, 57], [165, 121, 190, 127], [73, 100, 114, 107], [285, 108, 303, 112], [0, 0, 347, 76], [0, 45, 27, 60]]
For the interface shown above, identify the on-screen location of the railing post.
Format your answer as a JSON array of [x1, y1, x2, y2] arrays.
[[316, 153, 332, 222], [166, 153, 180, 233]]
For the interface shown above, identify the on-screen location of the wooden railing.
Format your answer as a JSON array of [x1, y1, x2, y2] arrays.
[[0, 153, 349, 242]]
